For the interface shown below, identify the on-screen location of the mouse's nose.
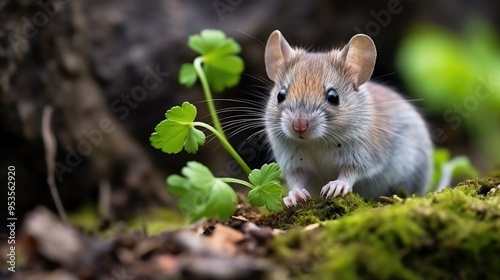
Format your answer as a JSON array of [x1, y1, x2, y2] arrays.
[[292, 114, 308, 133]]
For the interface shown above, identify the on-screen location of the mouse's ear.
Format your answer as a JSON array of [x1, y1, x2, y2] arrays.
[[265, 30, 294, 82], [341, 34, 377, 88]]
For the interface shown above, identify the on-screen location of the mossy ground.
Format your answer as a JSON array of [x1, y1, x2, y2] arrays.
[[258, 193, 383, 230], [259, 177, 500, 279]]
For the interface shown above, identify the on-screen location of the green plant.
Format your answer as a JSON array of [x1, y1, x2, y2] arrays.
[[397, 18, 500, 168], [432, 148, 479, 191], [179, 29, 244, 138], [151, 29, 283, 222]]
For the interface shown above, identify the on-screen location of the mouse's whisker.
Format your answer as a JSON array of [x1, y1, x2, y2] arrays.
[[198, 110, 262, 122], [238, 129, 268, 149], [222, 117, 263, 128], [376, 99, 424, 105], [218, 110, 263, 118], [222, 124, 263, 133], [203, 134, 220, 148], [215, 105, 263, 112], [214, 98, 265, 106], [216, 113, 263, 121], [194, 98, 265, 109], [222, 119, 264, 127], [241, 73, 273, 85], [225, 123, 263, 137], [240, 90, 272, 100], [370, 72, 396, 81], [222, 117, 264, 127], [226, 127, 265, 141], [221, 118, 264, 129], [370, 125, 411, 142], [215, 109, 263, 115], [323, 131, 344, 149], [244, 85, 273, 91]]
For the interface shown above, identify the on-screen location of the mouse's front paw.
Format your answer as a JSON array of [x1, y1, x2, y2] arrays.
[[283, 188, 311, 207], [320, 180, 352, 197]]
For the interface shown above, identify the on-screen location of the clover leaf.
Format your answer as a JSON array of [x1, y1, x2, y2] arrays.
[[179, 29, 244, 93], [179, 63, 198, 87], [150, 102, 205, 154], [166, 161, 238, 222], [153, 29, 284, 222], [248, 163, 283, 212]]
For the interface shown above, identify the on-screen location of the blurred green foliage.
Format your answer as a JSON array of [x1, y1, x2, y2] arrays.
[[432, 148, 479, 191], [69, 204, 186, 236], [397, 18, 500, 169]]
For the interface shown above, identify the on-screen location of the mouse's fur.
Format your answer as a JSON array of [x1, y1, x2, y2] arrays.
[[264, 30, 433, 206]]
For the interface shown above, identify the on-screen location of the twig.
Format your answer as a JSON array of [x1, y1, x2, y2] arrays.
[[99, 179, 111, 220], [41, 105, 69, 224]]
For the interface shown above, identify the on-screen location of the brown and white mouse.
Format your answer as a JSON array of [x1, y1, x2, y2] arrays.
[[263, 30, 433, 207]]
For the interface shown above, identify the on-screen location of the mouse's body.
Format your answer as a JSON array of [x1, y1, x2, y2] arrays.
[[263, 31, 433, 206]]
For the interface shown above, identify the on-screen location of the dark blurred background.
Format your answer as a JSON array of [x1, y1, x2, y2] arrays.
[[1, 0, 499, 230]]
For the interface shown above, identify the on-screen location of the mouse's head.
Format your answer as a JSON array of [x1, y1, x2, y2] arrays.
[[264, 30, 377, 143]]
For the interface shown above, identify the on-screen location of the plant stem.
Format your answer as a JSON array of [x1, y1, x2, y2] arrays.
[[194, 122, 252, 175], [193, 56, 226, 139], [220, 178, 254, 189]]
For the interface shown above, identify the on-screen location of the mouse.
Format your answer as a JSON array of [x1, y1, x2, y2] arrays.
[[263, 30, 433, 207]]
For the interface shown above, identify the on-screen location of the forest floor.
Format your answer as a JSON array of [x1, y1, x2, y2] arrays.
[[2, 176, 500, 280]]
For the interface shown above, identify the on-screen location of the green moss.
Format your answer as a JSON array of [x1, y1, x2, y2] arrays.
[[127, 208, 187, 235], [68, 203, 100, 232], [69, 204, 187, 237], [454, 176, 500, 196], [259, 193, 382, 229], [264, 177, 500, 279]]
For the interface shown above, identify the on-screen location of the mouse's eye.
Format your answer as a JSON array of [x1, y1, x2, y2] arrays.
[[277, 88, 287, 103], [326, 88, 339, 105]]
